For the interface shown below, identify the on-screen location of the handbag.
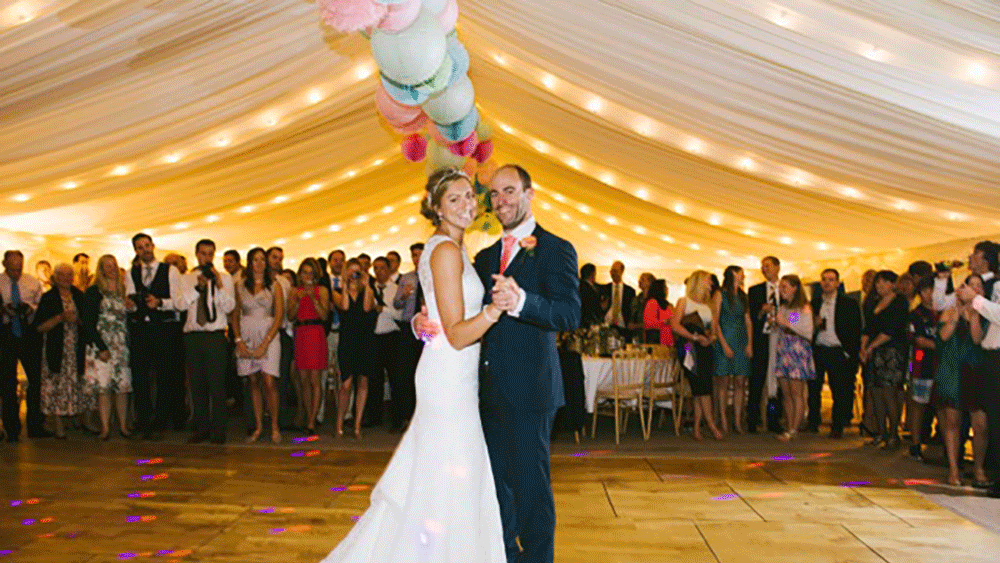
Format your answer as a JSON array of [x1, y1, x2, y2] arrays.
[[680, 311, 706, 336]]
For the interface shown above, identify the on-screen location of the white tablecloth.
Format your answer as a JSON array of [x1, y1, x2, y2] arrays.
[[582, 357, 671, 413]]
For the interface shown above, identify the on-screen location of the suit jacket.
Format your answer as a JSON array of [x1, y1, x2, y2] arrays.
[[811, 292, 862, 368], [474, 224, 581, 412], [579, 281, 602, 328], [747, 282, 773, 356], [599, 282, 635, 325]]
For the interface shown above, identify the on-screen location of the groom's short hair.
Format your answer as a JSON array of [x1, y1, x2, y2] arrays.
[[497, 164, 532, 191], [580, 263, 596, 280]]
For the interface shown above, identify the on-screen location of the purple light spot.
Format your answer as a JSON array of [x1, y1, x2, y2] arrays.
[[65, 532, 80, 539], [350, 516, 361, 522], [292, 437, 308, 443], [9, 500, 21, 507], [21, 519, 36, 526], [140, 474, 153, 481], [329, 486, 347, 492], [771, 455, 794, 461], [789, 312, 800, 324], [713, 494, 739, 501], [841, 481, 871, 488], [136, 459, 149, 465], [571, 451, 589, 457], [156, 550, 173, 556], [269, 528, 286, 535], [118, 553, 136, 560], [290, 451, 304, 457], [125, 516, 141, 523], [0, 550, 12, 557], [258, 507, 275, 514], [127, 493, 140, 499]]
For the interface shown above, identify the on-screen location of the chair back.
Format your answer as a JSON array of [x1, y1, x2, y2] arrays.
[[612, 348, 649, 394]]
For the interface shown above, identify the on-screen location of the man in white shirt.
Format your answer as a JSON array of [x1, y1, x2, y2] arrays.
[[810, 269, 862, 437], [748, 256, 783, 433], [0, 250, 49, 441], [386, 251, 402, 285], [600, 261, 635, 338], [367, 257, 402, 428], [126, 233, 186, 440], [177, 240, 235, 444]]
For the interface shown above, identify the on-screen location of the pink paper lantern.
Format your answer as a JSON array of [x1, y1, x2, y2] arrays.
[[376, 0, 421, 33], [401, 134, 428, 162], [375, 82, 423, 125], [318, 0, 387, 33], [472, 139, 494, 163]]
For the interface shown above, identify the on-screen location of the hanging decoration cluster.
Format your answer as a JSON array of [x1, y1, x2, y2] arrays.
[[318, 0, 496, 184]]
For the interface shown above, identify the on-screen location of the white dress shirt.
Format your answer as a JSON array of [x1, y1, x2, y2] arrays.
[[816, 293, 842, 347], [374, 280, 402, 334], [932, 275, 956, 312], [972, 292, 1000, 350], [501, 216, 536, 318], [124, 260, 185, 312], [0, 272, 43, 325], [604, 282, 625, 326], [273, 274, 293, 337], [179, 269, 236, 332]]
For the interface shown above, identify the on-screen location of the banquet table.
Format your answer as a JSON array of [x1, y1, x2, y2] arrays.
[[582, 356, 672, 413]]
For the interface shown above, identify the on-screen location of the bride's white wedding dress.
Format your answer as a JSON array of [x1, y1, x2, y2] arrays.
[[321, 234, 505, 563]]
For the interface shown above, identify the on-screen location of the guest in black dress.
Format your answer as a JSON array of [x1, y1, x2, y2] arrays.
[[335, 258, 375, 439]]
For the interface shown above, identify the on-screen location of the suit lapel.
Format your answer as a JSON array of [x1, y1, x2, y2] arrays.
[[503, 224, 541, 279]]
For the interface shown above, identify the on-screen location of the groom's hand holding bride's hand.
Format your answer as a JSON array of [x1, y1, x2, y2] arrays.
[[491, 275, 521, 312]]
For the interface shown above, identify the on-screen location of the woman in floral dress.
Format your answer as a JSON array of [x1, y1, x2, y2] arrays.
[[34, 264, 87, 439], [773, 274, 815, 442], [82, 255, 132, 440]]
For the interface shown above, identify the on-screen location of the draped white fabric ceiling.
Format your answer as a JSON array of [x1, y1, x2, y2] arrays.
[[2, 0, 999, 281]]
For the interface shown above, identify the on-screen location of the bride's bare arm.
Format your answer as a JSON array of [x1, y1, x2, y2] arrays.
[[431, 240, 501, 350]]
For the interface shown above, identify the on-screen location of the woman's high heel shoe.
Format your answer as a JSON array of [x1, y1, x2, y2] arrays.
[[245, 430, 261, 444]]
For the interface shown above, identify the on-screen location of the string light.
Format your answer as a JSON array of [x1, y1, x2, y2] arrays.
[[301, 232, 313, 240], [354, 63, 374, 80], [163, 153, 182, 164], [541, 73, 557, 89], [966, 62, 988, 82], [604, 216, 619, 225], [307, 90, 324, 104], [205, 215, 220, 223], [382, 205, 395, 214], [816, 242, 830, 251], [173, 222, 189, 230], [328, 224, 341, 232], [565, 157, 581, 169], [673, 203, 686, 214], [272, 195, 289, 204], [708, 214, 722, 226], [599, 172, 616, 186], [306, 183, 323, 193], [355, 215, 369, 224], [345, 170, 357, 178], [862, 46, 888, 62], [634, 187, 650, 200], [585, 96, 604, 113], [685, 138, 704, 153], [237, 205, 255, 214], [738, 157, 755, 171], [779, 236, 794, 245], [111, 165, 131, 176], [838, 186, 863, 199], [492, 53, 508, 66], [61, 181, 79, 190], [532, 140, 549, 153], [214, 136, 231, 147], [11, 194, 31, 202], [388, 226, 400, 234], [660, 234, 675, 243], [407, 217, 417, 225]]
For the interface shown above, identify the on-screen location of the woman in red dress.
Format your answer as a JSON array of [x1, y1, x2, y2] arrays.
[[287, 258, 329, 435]]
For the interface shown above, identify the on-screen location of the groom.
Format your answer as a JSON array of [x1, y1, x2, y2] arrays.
[[477, 164, 580, 563]]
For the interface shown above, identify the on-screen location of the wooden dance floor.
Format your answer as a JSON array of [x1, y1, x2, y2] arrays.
[[2, 435, 999, 562]]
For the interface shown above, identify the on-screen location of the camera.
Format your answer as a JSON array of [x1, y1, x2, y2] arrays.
[[199, 263, 216, 282]]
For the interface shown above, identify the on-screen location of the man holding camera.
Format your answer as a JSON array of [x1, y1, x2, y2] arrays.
[[127, 233, 186, 440], [177, 239, 235, 444]]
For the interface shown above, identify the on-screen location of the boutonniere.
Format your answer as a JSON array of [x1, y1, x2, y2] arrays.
[[520, 235, 537, 258]]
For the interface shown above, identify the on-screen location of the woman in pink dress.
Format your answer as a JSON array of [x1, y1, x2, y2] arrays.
[[287, 258, 329, 435]]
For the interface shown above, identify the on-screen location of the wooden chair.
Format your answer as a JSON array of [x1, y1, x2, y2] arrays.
[[591, 349, 649, 445], [644, 347, 685, 437]]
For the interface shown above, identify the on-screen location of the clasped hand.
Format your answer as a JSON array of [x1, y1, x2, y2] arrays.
[[412, 276, 522, 341]]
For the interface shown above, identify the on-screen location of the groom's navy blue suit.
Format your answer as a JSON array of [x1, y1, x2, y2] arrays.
[[475, 223, 580, 563]]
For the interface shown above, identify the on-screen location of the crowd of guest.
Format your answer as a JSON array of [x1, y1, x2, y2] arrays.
[[0, 234, 423, 448], [2, 233, 999, 497], [576, 242, 1000, 497]]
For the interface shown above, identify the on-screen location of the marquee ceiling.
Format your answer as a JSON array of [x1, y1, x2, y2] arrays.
[[1, 0, 999, 278]]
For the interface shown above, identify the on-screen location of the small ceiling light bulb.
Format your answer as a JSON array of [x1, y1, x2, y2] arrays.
[[585, 96, 604, 113], [497, 122, 514, 134], [62, 181, 79, 190], [214, 136, 231, 147], [689, 243, 701, 251], [708, 214, 722, 226], [354, 63, 373, 80], [660, 234, 675, 243], [301, 232, 313, 240], [634, 187, 650, 200], [532, 140, 549, 153], [382, 205, 395, 214], [307, 90, 324, 104], [373, 159, 384, 166], [272, 195, 289, 204], [565, 157, 581, 169], [779, 236, 794, 245], [577, 204, 591, 214], [173, 222, 189, 230], [673, 203, 686, 215], [492, 53, 508, 66], [738, 157, 755, 171], [839, 186, 863, 199], [306, 183, 323, 192], [685, 139, 704, 153], [237, 205, 255, 214], [541, 73, 557, 89], [205, 215, 220, 223], [407, 217, 417, 225], [967, 62, 988, 82], [816, 242, 830, 251], [163, 153, 182, 164], [632, 226, 648, 235], [599, 172, 615, 186], [111, 165, 131, 176], [388, 226, 400, 234], [355, 215, 368, 224], [328, 224, 341, 232], [604, 216, 619, 225], [12, 193, 31, 202]]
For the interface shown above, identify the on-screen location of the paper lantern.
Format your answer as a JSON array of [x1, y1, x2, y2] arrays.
[[379, 52, 453, 105], [447, 35, 470, 78], [436, 0, 459, 32], [318, 0, 387, 33], [421, 0, 448, 12], [375, 82, 422, 125], [371, 9, 447, 86], [375, 0, 421, 32], [425, 140, 467, 174], [392, 112, 428, 134], [435, 106, 479, 143], [423, 74, 475, 125]]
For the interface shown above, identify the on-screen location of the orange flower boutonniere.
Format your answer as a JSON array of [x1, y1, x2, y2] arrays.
[[520, 235, 537, 258]]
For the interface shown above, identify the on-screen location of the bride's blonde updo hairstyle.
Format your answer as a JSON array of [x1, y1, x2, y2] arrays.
[[421, 167, 471, 226]]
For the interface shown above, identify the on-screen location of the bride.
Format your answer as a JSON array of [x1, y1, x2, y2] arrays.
[[320, 168, 508, 562]]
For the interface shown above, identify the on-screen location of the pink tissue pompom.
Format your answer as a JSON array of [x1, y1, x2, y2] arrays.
[[318, 0, 387, 33], [376, 0, 421, 33], [447, 131, 478, 157], [472, 139, 494, 163], [401, 133, 428, 162]]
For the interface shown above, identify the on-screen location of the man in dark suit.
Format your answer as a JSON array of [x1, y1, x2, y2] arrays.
[[747, 256, 782, 433], [578, 263, 602, 328], [476, 164, 581, 563], [810, 269, 862, 438], [599, 261, 635, 339]]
